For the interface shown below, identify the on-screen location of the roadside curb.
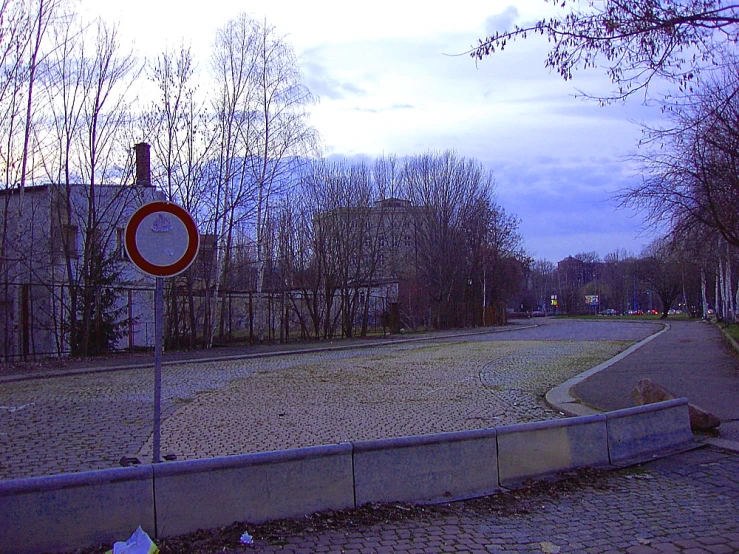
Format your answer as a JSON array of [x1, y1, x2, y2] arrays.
[[715, 320, 739, 354], [703, 436, 739, 453]]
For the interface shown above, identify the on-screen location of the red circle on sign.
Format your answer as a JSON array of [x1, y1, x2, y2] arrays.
[[125, 201, 199, 277]]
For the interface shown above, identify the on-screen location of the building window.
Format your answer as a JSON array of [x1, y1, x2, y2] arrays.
[[65, 225, 79, 256], [53, 224, 78, 260]]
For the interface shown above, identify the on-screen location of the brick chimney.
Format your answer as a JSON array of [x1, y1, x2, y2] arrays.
[[134, 142, 151, 186]]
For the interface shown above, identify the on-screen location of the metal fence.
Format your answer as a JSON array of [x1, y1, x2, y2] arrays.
[[0, 282, 396, 360]]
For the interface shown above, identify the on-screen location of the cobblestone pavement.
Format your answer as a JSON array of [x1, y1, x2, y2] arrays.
[[232, 446, 739, 554], [138, 340, 628, 461], [0, 320, 661, 479]]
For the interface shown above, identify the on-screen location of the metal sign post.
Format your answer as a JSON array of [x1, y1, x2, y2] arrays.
[[125, 201, 199, 464], [153, 277, 164, 463]]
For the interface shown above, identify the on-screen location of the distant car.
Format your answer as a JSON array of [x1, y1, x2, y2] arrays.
[[599, 309, 618, 316], [626, 310, 644, 315], [648, 310, 659, 315]]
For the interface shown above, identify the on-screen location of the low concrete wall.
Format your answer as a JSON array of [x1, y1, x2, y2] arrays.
[[0, 465, 154, 554], [497, 414, 609, 487], [0, 400, 695, 553], [353, 428, 499, 505], [154, 443, 354, 537], [606, 397, 694, 465]]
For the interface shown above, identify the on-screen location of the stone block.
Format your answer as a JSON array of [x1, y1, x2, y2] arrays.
[[0, 466, 154, 554], [631, 378, 720, 431], [153, 443, 354, 537], [496, 414, 609, 487], [353, 428, 499, 505], [606, 398, 694, 465]]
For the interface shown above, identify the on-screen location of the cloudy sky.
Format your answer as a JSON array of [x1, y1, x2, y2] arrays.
[[80, 0, 664, 263]]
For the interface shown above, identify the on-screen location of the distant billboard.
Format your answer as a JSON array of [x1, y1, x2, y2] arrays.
[[585, 295, 600, 306]]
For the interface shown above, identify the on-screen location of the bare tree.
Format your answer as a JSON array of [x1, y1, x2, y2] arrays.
[[206, 13, 316, 345], [18, 0, 63, 192], [335, 162, 376, 338], [72, 20, 141, 355], [279, 177, 326, 339], [38, 16, 142, 355], [638, 238, 684, 318], [0, 0, 77, 359], [290, 159, 342, 338], [402, 151, 503, 328], [481, 205, 526, 317], [601, 249, 637, 313], [373, 154, 403, 200], [0, 0, 41, 358], [205, 13, 261, 346], [471, 0, 739, 102], [621, 61, 739, 252], [145, 44, 213, 348], [530, 258, 556, 312], [146, 44, 210, 206], [246, 20, 317, 294], [279, 152, 525, 338]]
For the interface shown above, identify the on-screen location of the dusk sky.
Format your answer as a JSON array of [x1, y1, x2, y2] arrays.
[[81, 0, 665, 263]]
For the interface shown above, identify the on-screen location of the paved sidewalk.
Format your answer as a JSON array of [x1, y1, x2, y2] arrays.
[[571, 319, 739, 442], [228, 446, 739, 554]]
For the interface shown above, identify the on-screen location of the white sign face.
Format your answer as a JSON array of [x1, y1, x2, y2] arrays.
[[135, 212, 190, 267]]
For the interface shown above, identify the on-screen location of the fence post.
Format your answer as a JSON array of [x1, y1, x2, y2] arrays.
[[128, 289, 134, 350], [249, 292, 254, 344], [21, 283, 29, 360]]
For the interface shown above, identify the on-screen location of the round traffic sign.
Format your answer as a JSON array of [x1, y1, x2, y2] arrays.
[[125, 201, 199, 278]]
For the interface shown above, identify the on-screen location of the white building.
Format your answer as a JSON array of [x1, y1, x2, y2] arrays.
[[0, 144, 163, 359]]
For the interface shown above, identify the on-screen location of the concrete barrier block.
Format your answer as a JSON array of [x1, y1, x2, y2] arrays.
[[353, 428, 499, 505], [497, 414, 609, 487], [0, 466, 154, 554], [606, 398, 694, 465], [154, 443, 354, 537]]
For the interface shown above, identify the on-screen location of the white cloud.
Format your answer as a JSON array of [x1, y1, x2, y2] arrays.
[[485, 6, 521, 34], [77, 0, 665, 262]]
